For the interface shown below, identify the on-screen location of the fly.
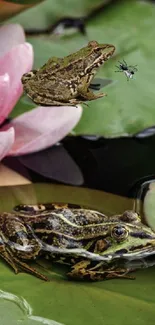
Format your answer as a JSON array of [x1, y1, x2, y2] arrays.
[[115, 59, 138, 80]]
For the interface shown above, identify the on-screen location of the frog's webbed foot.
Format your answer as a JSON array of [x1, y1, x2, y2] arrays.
[[67, 98, 88, 106], [77, 87, 107, 101], [13, 256, 49, 281], [67, 260, 135, 281]]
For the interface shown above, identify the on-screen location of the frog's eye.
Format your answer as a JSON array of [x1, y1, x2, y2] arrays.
[[111, 225, 128, 241], [94, 48, 102, 54]]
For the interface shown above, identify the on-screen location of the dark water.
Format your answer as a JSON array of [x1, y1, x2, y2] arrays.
[[3, 133, 155, 199]]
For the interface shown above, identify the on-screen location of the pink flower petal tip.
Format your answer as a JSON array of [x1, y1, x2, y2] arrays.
[[0, 42, 33, 122], [0, 24, 25, 57], [3, 105, 82, 156], [0, 73, 10, 124]]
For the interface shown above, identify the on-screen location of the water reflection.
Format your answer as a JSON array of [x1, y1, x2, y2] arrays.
[[3, 132, 155, 197], [18, 144, 84, 186], [0, 290, 65, 325]]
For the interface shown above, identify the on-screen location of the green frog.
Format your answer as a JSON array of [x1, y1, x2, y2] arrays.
[[21, 41, 115, 106], [0, 203, 155, 281]]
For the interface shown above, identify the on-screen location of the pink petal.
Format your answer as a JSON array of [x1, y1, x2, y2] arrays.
[[0, 127, 15, 161], [0, 73, 10, 124], [1, 106, 82, 155], [0, 24, 25, 58], [0, 42, 33, 120]]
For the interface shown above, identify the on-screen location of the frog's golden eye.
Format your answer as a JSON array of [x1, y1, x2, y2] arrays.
[[111, 225, 128, 241]]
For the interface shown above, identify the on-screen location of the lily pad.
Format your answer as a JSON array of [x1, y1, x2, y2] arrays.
[[0, 183, 155, 325], [7, 0, 106, 29]]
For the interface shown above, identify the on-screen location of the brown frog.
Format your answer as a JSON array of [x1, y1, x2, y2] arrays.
[[22, 41, 115, 106]]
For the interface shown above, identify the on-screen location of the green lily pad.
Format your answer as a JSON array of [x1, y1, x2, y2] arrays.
[[7, 0, 106, 29], [0, 183, 155, 325], [74, 0, 155, 137], [0, 183, 132, 213], [8, 0, 155, 137]]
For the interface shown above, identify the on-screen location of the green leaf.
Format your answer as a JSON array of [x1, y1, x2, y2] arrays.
[[7, 0, 106, 29], [0, 183, 155, 325], [74, 0, 155, 137], [0, 183, 132, 213], [10, 94, 35, 119]]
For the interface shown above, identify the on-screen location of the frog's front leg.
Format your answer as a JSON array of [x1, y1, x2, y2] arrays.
[[67, 260, 134, 281], [77, 87, 107, 101]]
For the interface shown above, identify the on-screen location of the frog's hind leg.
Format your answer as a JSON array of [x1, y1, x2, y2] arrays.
[[0, 239, 48, 281], [13, 204, 50, 215], [77, 87, 107, 101], [13, 203, 84, 215], [67, 260, 135, 281], [68, 268, 134, 281], [12, 256, 49, 281], [27, 93, 78, 106]]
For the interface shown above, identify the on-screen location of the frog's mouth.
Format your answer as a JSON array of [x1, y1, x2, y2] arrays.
[[10, 234, 155, 263], [108, 244, 155, 261], [41, 240, 155, 262], [100, 234, 155, 262], [102, 44, 115, 61]]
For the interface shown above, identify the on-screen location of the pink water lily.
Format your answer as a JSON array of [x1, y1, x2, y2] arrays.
[[0, 24, 82, 161]]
